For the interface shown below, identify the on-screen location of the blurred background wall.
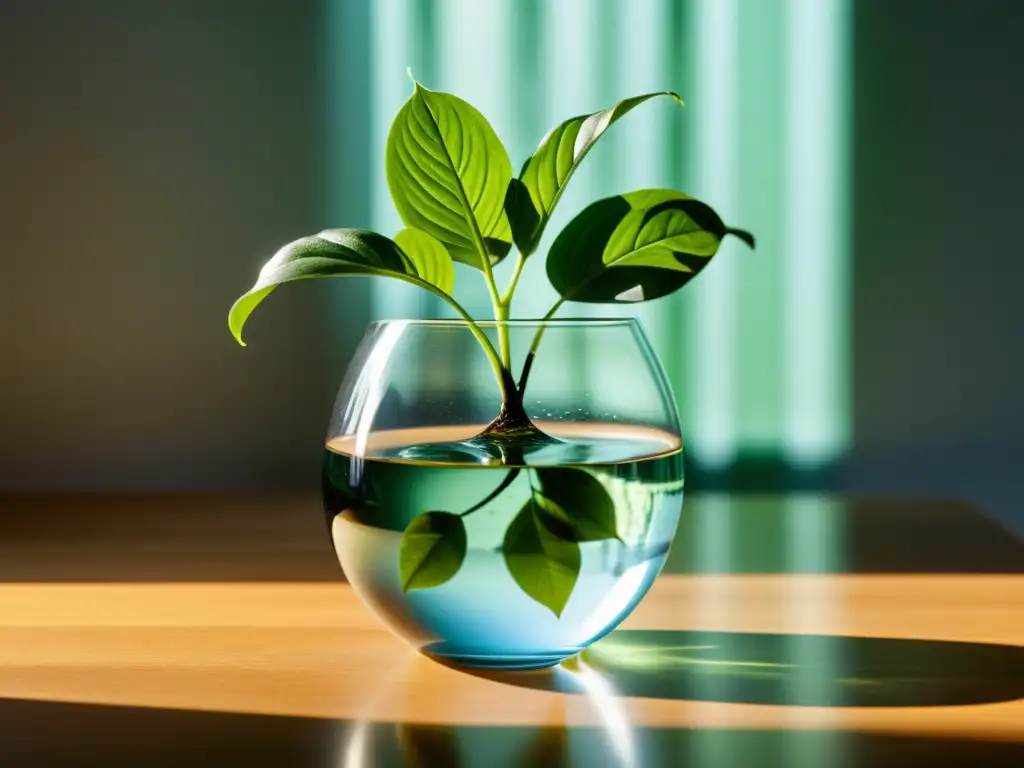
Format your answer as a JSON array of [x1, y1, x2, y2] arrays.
[[0, 0, 1021, 531]]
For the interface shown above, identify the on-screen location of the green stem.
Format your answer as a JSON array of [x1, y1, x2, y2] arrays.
[[494, 252, 526, 370], [460, 467, 521, 517], [516, 296, 567, 394], [501, 253, 526, 306], [468, 231, 509, 371], [495, 301, 511, 370], [479, 257, 504, 325], [417, 280, 510, 403]]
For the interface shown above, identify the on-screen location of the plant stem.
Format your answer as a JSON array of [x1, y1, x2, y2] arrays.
[[470, 234, 510, 371], [493, 252, 527, 371], [495, 300, 511, 370], [460, 467, 521, 517], [501, 253, 526, 306], [417, 280, 511, 403], [516, 296, 566, 393], [480, 257, 504, 325]]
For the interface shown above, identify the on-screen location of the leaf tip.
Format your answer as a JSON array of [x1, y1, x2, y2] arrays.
[[228, 309, 247, 347], [407, 67, 426, 92], [726, 227, 756, 249], [667, 91, 684, 106]]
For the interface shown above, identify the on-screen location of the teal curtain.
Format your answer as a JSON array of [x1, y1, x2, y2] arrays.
[[337, 0, 851, 472]]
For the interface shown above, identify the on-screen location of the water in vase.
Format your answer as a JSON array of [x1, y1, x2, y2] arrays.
[[323, 422, 684, 670]]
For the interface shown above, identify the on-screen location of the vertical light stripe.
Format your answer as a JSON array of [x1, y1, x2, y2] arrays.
[[692, 496, 732, 577], [689, 493, 733, 763], [435, 0, 513, 133], [507, 1, 547, 321], [509, 0, 543, 165], [615, 0, 672, 357], [324, 0, 372, 338], [689, 0, 739, 468], [784, 0, 851, 465], [515, 0, 601, 321], [369, 0, 418, 320], [434, 0, 514, 319], [354, 0, 852, 468], [658, 0, 694, 422], [784, 495, 847, 760], [735, 0, 787, 451], [509, 0, 602, 385], [324, 0, 359, 224]]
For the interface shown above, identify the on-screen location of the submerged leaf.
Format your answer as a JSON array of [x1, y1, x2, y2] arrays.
[[386, 82, 513, 268], [508, 92, 682, 256], [399, 511, 467, 591], [546, 189, 754, 304], [534, 467, 619, 542], [503, 501, 581, 617]]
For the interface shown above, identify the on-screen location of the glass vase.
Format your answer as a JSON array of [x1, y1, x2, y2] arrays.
[[323, 319, 684, 670]]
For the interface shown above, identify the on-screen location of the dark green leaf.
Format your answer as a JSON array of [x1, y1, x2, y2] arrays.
[[503, 502, 580, 617], [399, 511, 467, 591], [508, 92, 682, 256], [394, 228, 455, 294], [534, 467, 619, 542], [386, 82, 513, 269], [227, 228, 451, 346], [726, 227, 756, 249], [546, 189, 754, 304]]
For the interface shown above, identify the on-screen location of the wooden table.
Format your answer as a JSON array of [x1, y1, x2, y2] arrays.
[[0, 493, 1021, 766]]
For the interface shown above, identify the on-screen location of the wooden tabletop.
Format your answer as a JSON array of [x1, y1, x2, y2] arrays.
[[0, 493, 1021, 767]]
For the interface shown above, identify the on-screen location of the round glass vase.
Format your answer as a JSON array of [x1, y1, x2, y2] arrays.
[[323, 319, 684, 670]]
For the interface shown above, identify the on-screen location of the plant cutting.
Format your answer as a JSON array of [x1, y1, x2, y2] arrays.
[[229, 76, 753, 670]]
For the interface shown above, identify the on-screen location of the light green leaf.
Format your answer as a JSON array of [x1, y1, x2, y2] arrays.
[[394, 228, 455, 294], [503, 501, 581, 617], [227, 228, 450, 346], [399, 511, 467, 591], [546, 189, 754, 304], [386, 82, 513, 269], [534, 467, 620, 542], [507, 92, 682, 256]]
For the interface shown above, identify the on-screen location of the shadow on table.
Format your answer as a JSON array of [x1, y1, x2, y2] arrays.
[[2, 698, 1024, 767], [473, 630, 1024, 708]]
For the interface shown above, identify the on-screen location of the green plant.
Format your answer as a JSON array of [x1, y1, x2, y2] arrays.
[[229, 77, 753, 616]]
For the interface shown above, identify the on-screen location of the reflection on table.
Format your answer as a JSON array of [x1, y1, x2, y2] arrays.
[[0, 493, 1021, 766]]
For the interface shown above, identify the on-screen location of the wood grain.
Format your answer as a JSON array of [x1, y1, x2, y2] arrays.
[[1, 575, 1021, 742], [0, 492, 1021, 767]]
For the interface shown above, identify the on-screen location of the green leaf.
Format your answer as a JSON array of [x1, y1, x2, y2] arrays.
[[386, 81, 513, 269], [503, 501, 581, 617], [394, 228, 455, 294], [399, 511, 467, 591], [534, 467, 619, 542], [508, 92, 682, 256], [227, 228, 449, 346], [546, 189, 755, 304]]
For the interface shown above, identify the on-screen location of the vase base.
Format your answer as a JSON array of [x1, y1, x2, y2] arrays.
[[421, 647, 575, 671]]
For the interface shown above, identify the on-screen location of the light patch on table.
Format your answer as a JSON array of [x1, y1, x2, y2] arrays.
[[0, 576, 1020, 740]]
